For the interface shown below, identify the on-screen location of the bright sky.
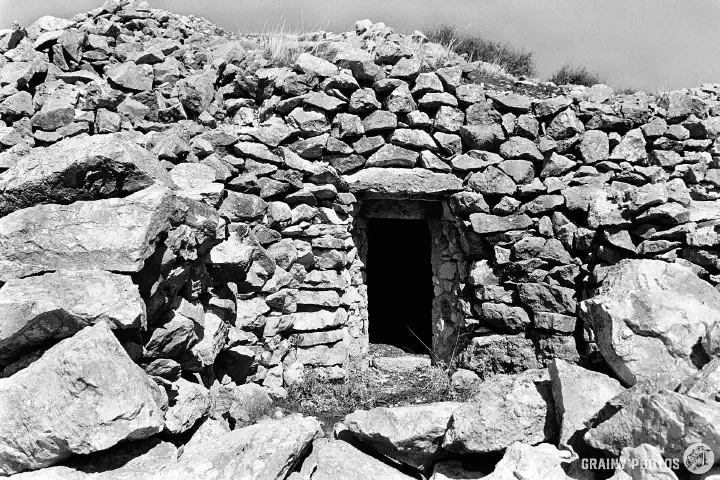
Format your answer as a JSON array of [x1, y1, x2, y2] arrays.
[[2, 0, 719, 92]]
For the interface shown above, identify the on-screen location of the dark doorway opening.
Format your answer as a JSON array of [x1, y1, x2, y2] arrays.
[[366, 218, 433, 354]]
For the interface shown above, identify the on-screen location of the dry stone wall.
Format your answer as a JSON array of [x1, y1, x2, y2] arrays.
[[2, 0, 720, 398]]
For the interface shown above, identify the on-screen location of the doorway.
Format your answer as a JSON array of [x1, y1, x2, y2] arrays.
[[366, 218, 433, 354]]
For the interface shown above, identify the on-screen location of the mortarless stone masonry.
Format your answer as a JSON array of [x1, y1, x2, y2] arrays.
[[1, 0, 720, 398]]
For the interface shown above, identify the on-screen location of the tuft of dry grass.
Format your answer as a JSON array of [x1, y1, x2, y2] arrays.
[[614, 86, 641, 95], [425, 24, 536, 77], [242, 19, 337, 67], [549, 63, 604, 87]]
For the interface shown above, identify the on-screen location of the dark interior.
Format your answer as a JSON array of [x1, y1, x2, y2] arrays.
[[367, 218, 433, 354]]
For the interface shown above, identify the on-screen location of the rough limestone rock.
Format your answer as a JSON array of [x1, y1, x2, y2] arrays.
[[371, 355, 432, 373], [430, 461, 486, 480], [289, 439, 415, 480], [678, 357, 720, 402], [469, 213, 533, 234], [443, 369, 556, 454], [344, 167, 463, 198], [483, 442, 572, 480], [164, 378, 210, 435], [580, 259, 720, 386], [182, 417, 230, 452], [295, 52, 339, 77], [212, 383, 272, 429], [548, 359, 624, 452], [0, 270, 145, 365], [177, 74, 215, 114], [8, 438, 179, 480], [0, 185, 179, 282], [0, 134, 172, 216], [0, 323, 165, 475], [155, 414, 321, 479], [585, 390, 720, 459], [344, 402, 462, 470], [106, 62, 153, 91], [608, 444, 679, 480], [459, 334, 540, 376]]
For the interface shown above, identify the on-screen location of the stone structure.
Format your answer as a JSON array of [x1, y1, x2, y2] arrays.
[[2, 0, 720, 405], [3, 1, 720, 478]]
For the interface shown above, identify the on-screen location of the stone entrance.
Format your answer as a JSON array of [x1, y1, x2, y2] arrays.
[[353, 199, 466, 360], [366, 218, 433, 353]]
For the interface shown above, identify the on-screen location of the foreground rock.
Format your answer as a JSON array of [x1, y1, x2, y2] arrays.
[[0, 270, 145, 365], [289, 439, 415, 480], [0, 323, 165, 476], [0, 134, 173, 216], [164, 378, 210, 435], [678, 357, 720, 402], [548, 359, 624, 452], [580, 259, 720, 386], [155, 414, 321, 479], [608, 444, 678, 480], [430, 461, 486, 480], [0, 185, 179, 281], [9, 438, 178, 480], [585, 390, 720, 459], [483, 442, 572, 480], [443, 369, 556, 454], [371, 354, 432, 373], [343, 402, 461, 470]]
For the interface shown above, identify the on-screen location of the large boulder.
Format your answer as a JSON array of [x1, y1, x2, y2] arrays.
[[8, 438, 178, 480], [442, 369, 556, 454], [483, 442, 572, 480], [678, 357, 720, 402], [0, 134, 173, 216], [469, 213, 533, 234], [429, 461, 486, 480], [458, 334, 540, 377], [155, 414, 321, 479], [177, 74, 215, 114], [608, 444, 679, 480], [344, 168, 463, 199], [0, 185, 180, 282], [289, 439, 415, 480], [212, 383, 272, 429], [580, 259, 720, 386], [585, 391, 720, 460], [343, 402, 461, 470], [182, 417, 230, 452], [548, 359, 624, 452], [164, 378, 210, 435], [0, 270, 145, 365], [106, 62, 153, 91], [0, 322, 165, 475]]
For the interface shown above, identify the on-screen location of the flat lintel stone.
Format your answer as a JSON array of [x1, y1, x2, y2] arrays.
[[343, 168, 463, 199]]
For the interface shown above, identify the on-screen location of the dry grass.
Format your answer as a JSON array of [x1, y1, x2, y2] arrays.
[[615, 86, 641, 95], [549, 63, 604, 87], [242, 19, 460, 71], [242, 19, 337, 67], [425, 24, 536, 77], [471, 61, 518, 81]]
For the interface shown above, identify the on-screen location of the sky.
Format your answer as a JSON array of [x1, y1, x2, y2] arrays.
[[1, 0, 719, 92]]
